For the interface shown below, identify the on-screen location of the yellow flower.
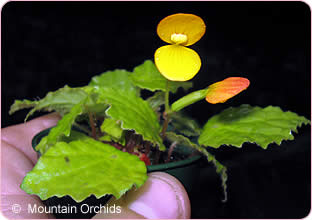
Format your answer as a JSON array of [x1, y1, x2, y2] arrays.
[[154, 13, 206, 81]]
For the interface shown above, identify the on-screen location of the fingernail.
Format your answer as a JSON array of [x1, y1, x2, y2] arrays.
[[125, 172, 191, 219]]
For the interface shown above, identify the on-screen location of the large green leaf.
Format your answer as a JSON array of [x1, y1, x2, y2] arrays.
[[36, 99, 87, 154], [9, 86, 89, 121], [199, 104, 310, 149], [166, 132, 227, 202], [88, 69, 137, 94], [22, 135, 147, 202], [130, 60, 192, 93], [97, 88, 165, 150]]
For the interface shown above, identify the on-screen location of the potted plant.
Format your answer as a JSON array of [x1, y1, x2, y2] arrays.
[[9, 13, 310, 218]]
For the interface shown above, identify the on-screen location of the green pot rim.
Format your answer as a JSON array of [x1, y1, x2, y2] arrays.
[[32, 127, 202, 173]]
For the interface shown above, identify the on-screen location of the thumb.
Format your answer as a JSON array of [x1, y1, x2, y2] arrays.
[[93, 172, 191, 219]]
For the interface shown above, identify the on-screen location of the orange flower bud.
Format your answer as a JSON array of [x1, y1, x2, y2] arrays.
[[205, 77, 250, 104]]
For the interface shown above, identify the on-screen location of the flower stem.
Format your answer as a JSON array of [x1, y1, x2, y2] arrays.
[[161, 111, 171, 137], [165, 80, 170, 112], [161, 80, 171, 138]]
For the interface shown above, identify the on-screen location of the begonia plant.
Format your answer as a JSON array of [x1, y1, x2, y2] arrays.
[[9, 13, 310, 203]]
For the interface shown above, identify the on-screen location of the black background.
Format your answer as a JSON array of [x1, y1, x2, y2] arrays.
[[2, 1, 311, 218]]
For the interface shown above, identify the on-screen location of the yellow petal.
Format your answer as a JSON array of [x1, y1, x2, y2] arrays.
[[154, 45, 201, 81], [157, 13, 206, 46]]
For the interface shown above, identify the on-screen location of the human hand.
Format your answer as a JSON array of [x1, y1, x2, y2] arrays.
[[1, 113, 191, 219]]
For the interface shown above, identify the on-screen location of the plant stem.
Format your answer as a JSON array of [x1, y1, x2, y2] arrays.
[[165, 141, 177, 163], [161, 80, 171, 138], [143, 142, 151, 154], [154, 147, 161, 165], [88, 112, 97, 140], [171, 88, 208, 112], [125, 131, 136, 153], [165, 80, 170, 112], [161, 112, 170, 138]]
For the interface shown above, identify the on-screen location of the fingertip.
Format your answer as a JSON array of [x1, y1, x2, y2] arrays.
[[27, 112, 61, 129], [126, 172, 191, 219], [92, 172, 191, 219]]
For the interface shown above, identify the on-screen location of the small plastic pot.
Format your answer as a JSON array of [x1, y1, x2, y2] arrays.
[[31, 127, 202, 218]]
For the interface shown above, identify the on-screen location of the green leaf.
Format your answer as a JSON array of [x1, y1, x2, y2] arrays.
[[171, 88, 208, 112], [199, 104, 310, 149], [9, 99, 39, 115], [166, 132, 227, 202], [59, 130, 90, 143], [97, 88, 165, 150], [10, 86, 89, 121], [36, 99, 87, 154], [98, 134, 114, 142], [165, 132, 199, 150], [100, 118, 124, 140], [89, 69, 137, 94], [130, 60, 192, 93], [22, 135, 147, 202], [146, 91, 165, 111], [170, 112, 201, 137], [82, 86, 109, 116]]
